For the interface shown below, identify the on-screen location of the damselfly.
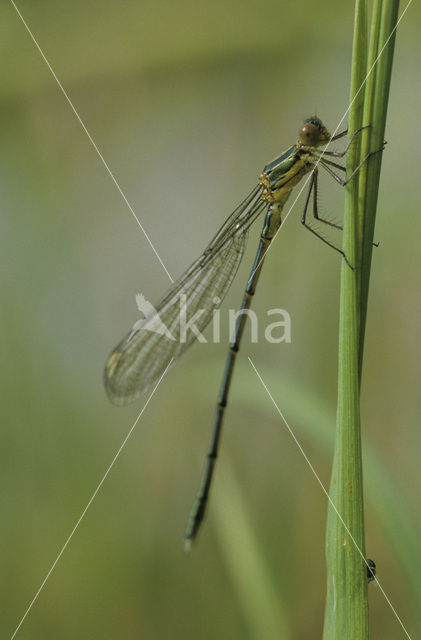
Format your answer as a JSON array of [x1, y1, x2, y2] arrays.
[[104, 116, 374, 549]]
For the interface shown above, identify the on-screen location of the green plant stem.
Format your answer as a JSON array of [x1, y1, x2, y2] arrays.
[[323, 1, 400, 638], [358, 0, 400, 372], [323, 5, 368, 638]]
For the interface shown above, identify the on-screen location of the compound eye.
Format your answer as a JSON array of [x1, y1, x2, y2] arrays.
[[298, 122, 319, 145]]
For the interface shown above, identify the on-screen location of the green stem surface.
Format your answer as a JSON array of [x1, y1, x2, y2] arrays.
[[323, 1, 400, 638]]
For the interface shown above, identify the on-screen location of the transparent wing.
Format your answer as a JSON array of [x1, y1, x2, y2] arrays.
[[104, 185, 266, 405]]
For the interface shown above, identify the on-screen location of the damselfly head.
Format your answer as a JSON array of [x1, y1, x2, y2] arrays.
[[298, 116, 331, 147]]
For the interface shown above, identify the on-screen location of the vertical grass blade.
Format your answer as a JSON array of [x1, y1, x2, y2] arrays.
[[358, 0, 401, 370], [323, 1, 400, 638], [323, 4, 368, 638]]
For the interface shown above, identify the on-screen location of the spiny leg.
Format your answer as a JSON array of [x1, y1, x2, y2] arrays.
[[318, 143, 384, 187], [324, 125, 370, 157], [317, 154, 382, 247], [312, 168, 343, 231], [319, 159, 347, 185], [329, 128, 348, 142], [302, 172, 353, 269]]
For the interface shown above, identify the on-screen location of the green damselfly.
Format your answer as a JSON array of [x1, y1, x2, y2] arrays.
[[104, 116, 374, 549]]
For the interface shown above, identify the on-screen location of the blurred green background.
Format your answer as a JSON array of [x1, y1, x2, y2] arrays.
[[1, 1, 420, 638]]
